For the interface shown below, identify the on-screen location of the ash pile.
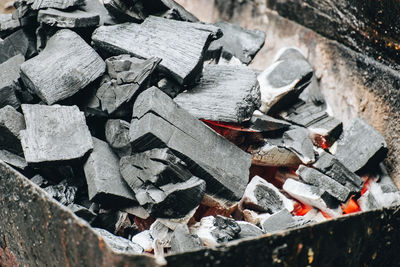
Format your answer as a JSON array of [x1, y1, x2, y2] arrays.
[[0, 0, 399, 257]]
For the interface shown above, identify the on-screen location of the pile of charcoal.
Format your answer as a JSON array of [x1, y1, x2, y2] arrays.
[[1, 0, 399, 257]]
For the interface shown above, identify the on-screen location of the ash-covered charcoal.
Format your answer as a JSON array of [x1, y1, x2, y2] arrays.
[[0, 14, 20, 35], [0, 105, 25, 155], [174, 65, 261, 123], [358, 181, 400, 211], [191, 216, 240, 246], [67, 203, 97, 224], [250, 140, 302, 167], [131, 230, 154, 252], [92, 210, 131, 236], [37, 8, 100, 28], [120, 148, 192, 189], [20, 29, 105, 105], [30, 174, 49, 187], [283, 178, 342, 218], [331, 118, 388, 172], [0, 30, 29, 64], [94, 228, 143, 254], [138, 177, 206, 218], [250, 110, 291, 132], [84, 137, 136, 207], [377, 163, 399, 193], [237, 221, 264, 239], [149, 220, 173, 248], [242, 209, 271, 226], [260, 209, 295, 233], [283, 127, 315, 164], [130, 87, 251, 201], [92, 16, 221, 85], [43, 180, 77, 206], [258, 48, 313, 114], [105, 119, 131, 157], [20, 104, 93, 164], [170, 224, 202, 253], [0, 149, 27, 171], [297, 165, 350, 202], [26, 0, 85, 10], [208, 21, 266, 65], [157, 78, 182, 98], [241, 176, 294, 213], [0, 54, 24, 109], [313, 150, 364, 192], [303, 208, 327, 223]]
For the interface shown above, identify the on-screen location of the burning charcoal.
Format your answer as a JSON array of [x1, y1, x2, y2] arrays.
[[84, 137, 136, 206], [237, 221, 264, 239], [131, 230, 154, 252], [92, 16, 221, 85], [0, 54, 24, 109], [28, 0, 85, 10], [250, 110, 291, 132], [68, 204, 97, 223], [0, 30, 29, 64], [331, 118, 388, 172], [303, 209, 327, 223], [0, 149, 27, 171], [120, 148, 192, 189], [170, 224, 202, 253], [208, 21, 266, 65], [241, 176, 294, 213], [357, 191, 380, 211], [20, 30, 105, 105], [138, 177, 206, 218], [94, 228, 143, 254], [358, 181, 400, 211], [250, 141, 302, 167], [157, 78, 182, 98], [20, 104, 93, 164], [377, 163, 399, 193], [174, 65, 261, 123], [92, 210, 131, 236], [313, 151, 364, 192], [283, 178, 342, 218], [105, 119, 131, 157], [0, 14, 20, 35], [30, 174, 48, 187], [0, 105, 25, 154], [37, 8, 100, 28], [258, 48, 313, 113], [283, 127, 315, 164], [150, 220, 172, 248], [43, 180, 77, 206], [260, 209, 295, 233], [130, 87, 251, 201], [297, 166, 350, 202]]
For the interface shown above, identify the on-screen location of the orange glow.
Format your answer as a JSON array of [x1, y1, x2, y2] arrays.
[[361, 178, 374, 195], [249, 165, 279, 186], [312, 135, 330, 149], [201, 119, 258, 133], [342, 197, 361, 214], [319, 211, 332, 220], [293, 202, 313, 216]]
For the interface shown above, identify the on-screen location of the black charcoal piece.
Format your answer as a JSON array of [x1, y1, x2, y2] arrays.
[[68, 204, 97, 223], [83, 0, 118, 25], [170, 224, 202, 253], [209, 21, 265, 65], [0, 149, 27, 170], [37, 8, 100, 28], [313, 151, 364, 192], [96, 81, 137, 114], [258, 48, 313, 113], [332, 118, 388, 172], [129, 87, 251, 201], [296, 165, 351, 202], [105, 119, 131, 157], [250, 110, 291, 132], [103, 0, 146, 22], [377, 163, 399, 193], [283, 127, 315, 164], [84, 137, 136, 206], [241, 176, 293, 213], [29, 0, 85, 10], [140, 176, 206, 218], [0, 54, 24, 109], [0, 30, 29, 64], [92, 16, 221, 85], [250, 141, 302, 167], [152, 0, 199, 22], [357, 181, 400, 211], [92, 210, 131, 235], [0, 105, 25, 154], [237, 221, 264, 239], [0, 14, 20, 34], [260, 209, 295, 233], [94, 228, 143, 254], [20, 29, 105, 105], [210, 215, 241, 243], [120, 148, 192, 190], [43, 180, 77, 206], [20, 104, 93, 164], [174, 65, 261, 123]]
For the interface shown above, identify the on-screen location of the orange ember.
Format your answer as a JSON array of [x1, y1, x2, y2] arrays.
[[293, 202, 313, 216], [342, 197, 361, 214]]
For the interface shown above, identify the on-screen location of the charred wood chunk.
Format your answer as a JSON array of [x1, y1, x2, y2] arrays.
[[103, 0, 147, 22], [313, 151, 364, 192], [332, 118, 388, 172], [296, 165, 351, 202], [241, 176, 294, 213], [258, 48, 313, 113], [67, 204, 97, 224], [37, 8, 100, 28], [120, 148, 193, 190], [0, 29, 29, 65], [283, 178, 342, 218], [170, 224, 202, 253], [43, 180, 77, 206], [174, 65, 261, 123], [149, 219, 173, 248], [83, 0, 118, 26], [0, 105, 25, 155], [105, 119, 131, 157], [283, 127, 315, 164], [0, 14, 20, 35], [20, 29, 105, 105], [360, 181, 400, 211], [209, 21, 266, 65], [237, 221, 264, 239], [260, 209, 295, 233], [20, 104, 93, 164], [94, 228, 143, 254], [92, 210, 131, 235], [0, 54, 24, 109], [210, 215, 241, 243], [377, 163, 399, 193], [130, 87, 251, 201], [250, 110, 291, 132], [29, 0, 85, 10], [84, 137, 136, 206], [92, 16, 221, 85], [138, 176, 206, 218], [0, 149, 27, 171], [250, 141, 302, 167], [96, 81, 139, 114]]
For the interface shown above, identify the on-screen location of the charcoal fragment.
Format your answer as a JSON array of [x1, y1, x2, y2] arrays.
[[0, 30, 29, 64], [105, 119, 131, 157], [283, 127, 315, 164], [210, 215, 241, 243], [0, 14, 20, 35], [29, 0, 85, 10], [92, 210, 131, 236], [250, 110, 291, 132], [237, 221, 264, 239], [0, 54, 24, 109], [68, 204, 97, 223], [43, 180, 77, 206], [94, 228, 143, 254], [0, 105, 25, 154], [250, 140, 302, 167], [170, 224, 202, 253], [0, 149, 27, 171], [37, 8, 100, 28], [131, 230, 153, 252], [260, 209, 295, 233]]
